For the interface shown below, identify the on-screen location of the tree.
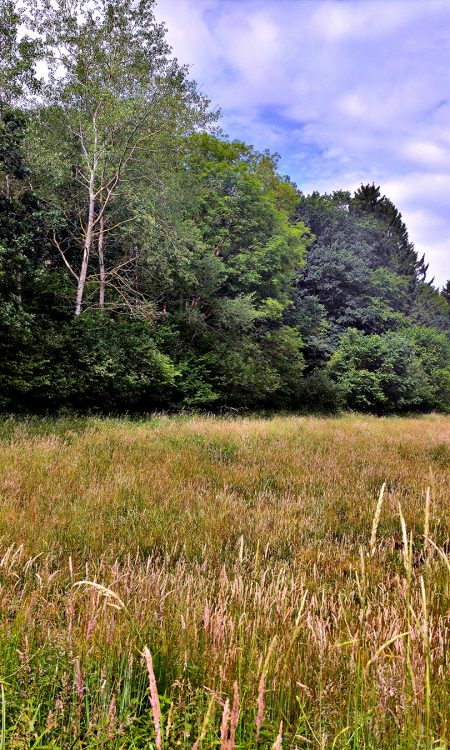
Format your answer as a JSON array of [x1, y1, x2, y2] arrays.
[[168, 135, 310, 408], [351, 183, 426, 281], [441, 280, 450, 304], [0, 0, 41, 201], [0, 0, 41, 121], [411, 282, 450, 333], [28, 0, 215, 315]]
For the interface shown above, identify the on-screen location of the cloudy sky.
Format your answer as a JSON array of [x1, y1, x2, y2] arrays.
[[156, 0, 450, 287]]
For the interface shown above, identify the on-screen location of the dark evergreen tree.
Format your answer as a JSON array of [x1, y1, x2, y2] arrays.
[[441, 280, 450, 304], [351, 183, 425, 281]]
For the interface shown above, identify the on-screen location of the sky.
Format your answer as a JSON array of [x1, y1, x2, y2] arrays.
[[155, 0, 450, 287]]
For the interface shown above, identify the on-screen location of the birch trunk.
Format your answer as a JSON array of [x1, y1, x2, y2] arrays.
[[98, 210, 105, 308], [75, 172, 95, 316]]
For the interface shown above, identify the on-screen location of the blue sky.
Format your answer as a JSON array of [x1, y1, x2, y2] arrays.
[[156, 0, 450, 287]]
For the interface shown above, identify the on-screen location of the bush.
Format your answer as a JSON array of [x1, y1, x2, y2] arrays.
[[328, 328, 446, 413]]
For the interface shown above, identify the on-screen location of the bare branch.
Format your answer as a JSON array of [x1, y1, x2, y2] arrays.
[[52, 231, 79, 282]]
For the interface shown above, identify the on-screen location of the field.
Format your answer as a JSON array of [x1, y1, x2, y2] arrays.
[[0, 414, 448, 749]]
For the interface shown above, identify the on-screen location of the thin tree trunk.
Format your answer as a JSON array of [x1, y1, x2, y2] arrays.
[[98, 210, 105, 308], [75, 173, 95, 316]]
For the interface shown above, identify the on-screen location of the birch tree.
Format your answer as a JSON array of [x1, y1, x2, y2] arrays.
[[28, 0, 214, 315]]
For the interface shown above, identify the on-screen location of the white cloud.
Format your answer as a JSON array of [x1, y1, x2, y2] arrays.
[[310, 1, 417, 41], [383, 173, 450, 214], [401, 141, 450, 169], [338, 92, 368, 119]]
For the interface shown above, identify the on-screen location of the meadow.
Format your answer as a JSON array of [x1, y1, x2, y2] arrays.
[[0, 414, 448, 749]]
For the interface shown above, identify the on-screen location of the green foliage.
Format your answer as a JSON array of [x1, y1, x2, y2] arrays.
[[0, 110, 30, 186], [441, 280, 450, 304], [411, 282, 450, 331], [0, 312, 178, 411], [328, 328, 449, 413], [405, 326, 450, 412], [296, 368, 343, 412], [0, 4, 448, 414], [0, 0, 41, 116]]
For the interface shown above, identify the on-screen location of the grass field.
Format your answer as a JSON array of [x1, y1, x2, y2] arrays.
[[0, 414, 448, 749]]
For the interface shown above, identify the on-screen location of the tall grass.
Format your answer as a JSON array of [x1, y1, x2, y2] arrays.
[[0, 414, 448, 748]]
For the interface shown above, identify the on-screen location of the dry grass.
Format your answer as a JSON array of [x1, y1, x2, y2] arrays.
[[0, 413, 448, 748]]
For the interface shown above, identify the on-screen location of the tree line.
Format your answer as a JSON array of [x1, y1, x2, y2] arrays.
[[1, 0, 449, 413]]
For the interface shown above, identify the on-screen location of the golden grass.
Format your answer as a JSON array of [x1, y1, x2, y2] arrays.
[[0, 414, 448, 748]]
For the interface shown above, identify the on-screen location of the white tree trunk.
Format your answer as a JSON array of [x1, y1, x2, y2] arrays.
[[75, 173, 95, 316], [98, 210, 105, 308]]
